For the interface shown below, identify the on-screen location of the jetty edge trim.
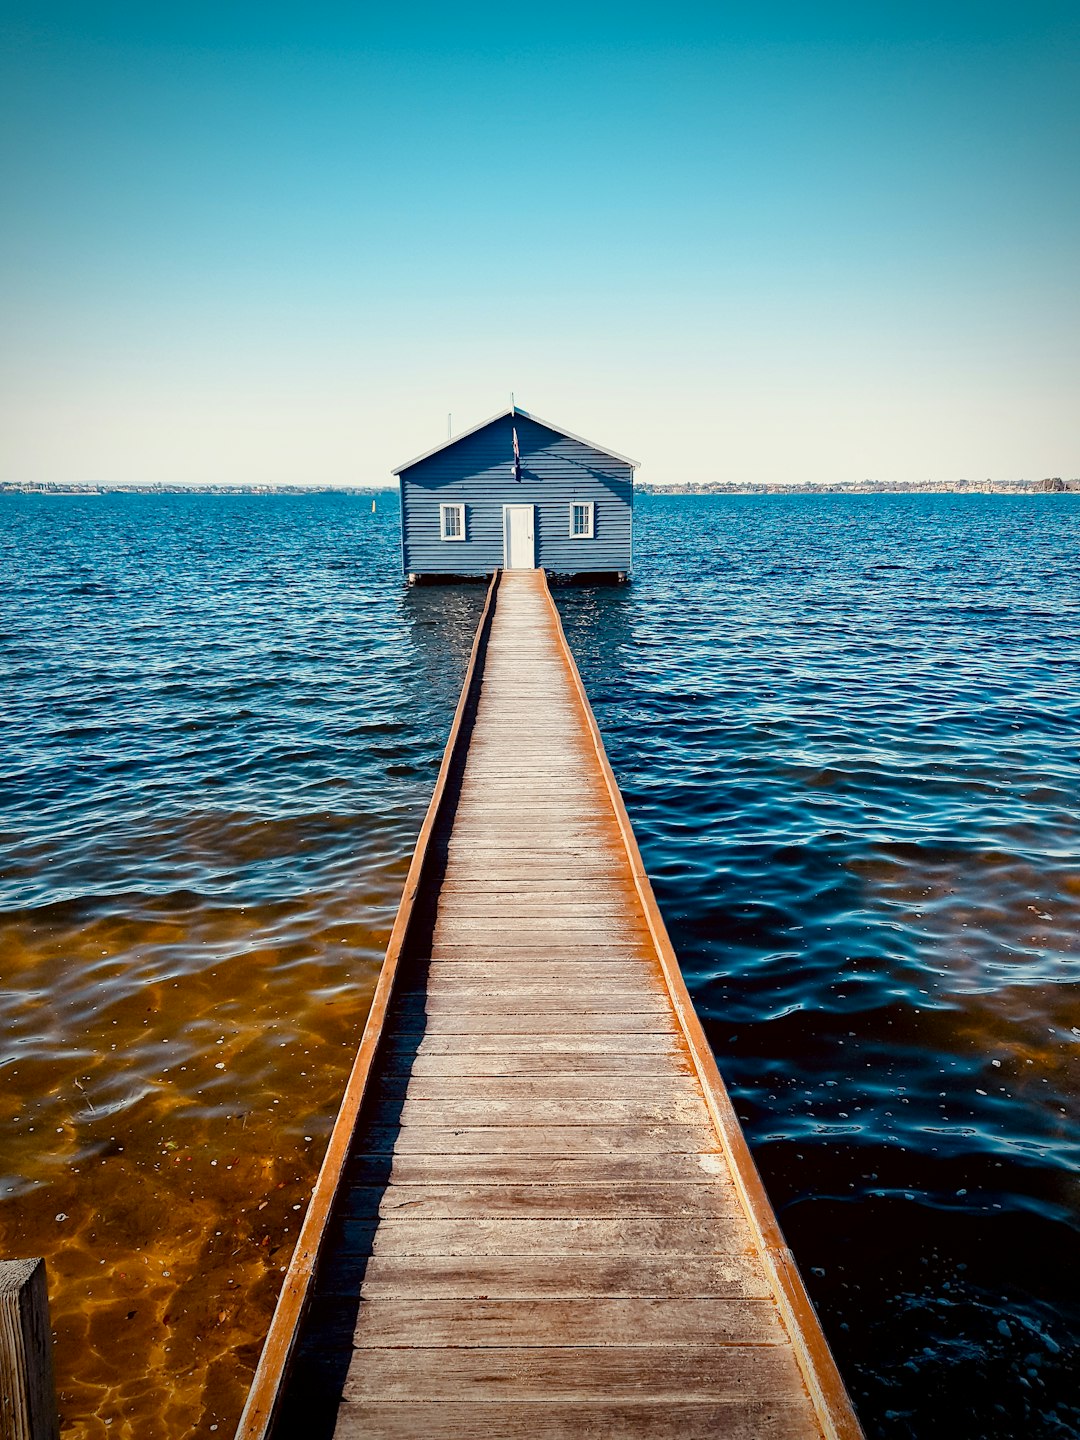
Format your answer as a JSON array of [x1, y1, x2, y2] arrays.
[[539, 570, 865, 1440], [234, 569, 501, 1440]]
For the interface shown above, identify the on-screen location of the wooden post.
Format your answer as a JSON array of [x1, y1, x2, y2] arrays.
[[0, 1259, 59, 1440]]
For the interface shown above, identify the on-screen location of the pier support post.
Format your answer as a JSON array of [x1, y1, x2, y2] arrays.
[[0, 1259, 59, 1440]]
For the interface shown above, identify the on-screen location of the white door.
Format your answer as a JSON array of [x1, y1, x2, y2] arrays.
[[503, 504, 536, 569]]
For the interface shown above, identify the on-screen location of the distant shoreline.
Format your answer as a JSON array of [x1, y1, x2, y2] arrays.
[[0, 479, 1075, 497], [0, 483, 387, 496], [640, 479, 1076, 495]]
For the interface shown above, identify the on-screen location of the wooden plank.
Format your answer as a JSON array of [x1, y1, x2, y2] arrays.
[[437, 828, 616, 841], [333, 1400, 821, 1440], [403, 974, 662, 993], [407, 976, 661, 993], [360, 1124, 721, 1155], [428, 901, 643, 916], [387, 1052, 695, 1076], [449, 802, 607, 815], [437, 865, 629, 879], [428, 933, 651, 952], [420, 956, 653, 971], [345, 1153, 733, 1186], [395, 992, 671, 1015], [345, 1183, 740, 1220], [425, 939, 653, 957], [341, 1345, 806, 1402], [364, 1218, 748, 1257], [381, 1033, 689, 1056], [454, 782, 606, 792], [455, 780, 604, 788], [368, 1096, 707, 1127], [442, 817, 616, 830], [425, 946, 653, 962], [0, 1259, 59, 1440], [351, 1297, 785, 1347], [436, 873, 623, 884], [350, 1254, 771, 1301], [371, 1075, 699, 1102], [432, 904, 648, 915], [391, 1012, 679, 1034], [414, 963, 657, 982]]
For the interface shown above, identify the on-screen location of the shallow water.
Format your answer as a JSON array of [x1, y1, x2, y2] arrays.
[[1, 491, 1077, 1437], [0, 494, 486, 1434]]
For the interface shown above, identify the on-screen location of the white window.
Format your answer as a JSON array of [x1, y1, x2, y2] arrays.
[[440, 503, 466, 540], [570, 501, 594, 538]]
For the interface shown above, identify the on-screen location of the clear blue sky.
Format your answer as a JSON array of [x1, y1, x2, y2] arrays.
[[2, 1, 1078, 485]]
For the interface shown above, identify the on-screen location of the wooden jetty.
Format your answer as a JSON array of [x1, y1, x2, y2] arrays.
[[236, 568, 863, 1440]]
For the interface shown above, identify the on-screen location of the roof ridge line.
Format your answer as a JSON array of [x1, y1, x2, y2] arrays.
[[392, 408, 639, 475]]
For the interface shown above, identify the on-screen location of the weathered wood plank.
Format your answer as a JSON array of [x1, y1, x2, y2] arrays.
[[434, 869, 630, 881], [437, 865, 629, 879], [349, 1253, 771, 1301], [364, 1218, 747, 1257], [0, 1259, 59, 1440], [437, 820, 615, 833], [427, 936, 651, 955], [333, 1400, 821, 1440], [341, 1345, 806, 1402], [343, 1183, 739, 1220], [351, 1297, 785, 1347], [381, 1032, 689, 1056], [371, 1075, 699, 1102], [360, 1124, 722, 1155], [395, 991, 671, 1015], [390, 1012, 679, 1034], [437, 838, 612, 849], [424, 946, 654, 962], [386, 1052, 695, 1076], [434, 898, 639, 911], [435, 878, 632, 890], [367, 1096, 707, 1127], [408, 963, 659, 981], [410, 978, 661, 995], [419, 945, 655, 965], [345, 1152, 733, 1186], [428, 902, 644, 919], [414, 962, 657, 983], [448, 802, 607, 815]]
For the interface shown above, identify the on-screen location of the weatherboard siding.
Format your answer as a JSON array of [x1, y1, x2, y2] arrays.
[[399, 413, 633, 576]]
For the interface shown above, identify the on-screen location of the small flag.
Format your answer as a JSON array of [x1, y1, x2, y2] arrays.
[[512, 425, 521, 482]]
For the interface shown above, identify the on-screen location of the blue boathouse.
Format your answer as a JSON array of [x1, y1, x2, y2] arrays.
[[393, 406, 637, 582]]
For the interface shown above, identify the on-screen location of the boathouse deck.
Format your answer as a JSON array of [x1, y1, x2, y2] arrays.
[[237, 569, 862, 1440]]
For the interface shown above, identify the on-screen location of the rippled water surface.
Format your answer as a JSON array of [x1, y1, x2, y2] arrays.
[[1, 492, 1078, 1438]]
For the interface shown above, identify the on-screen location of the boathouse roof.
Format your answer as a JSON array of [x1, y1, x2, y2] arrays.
[[391, 405, 640, 475]]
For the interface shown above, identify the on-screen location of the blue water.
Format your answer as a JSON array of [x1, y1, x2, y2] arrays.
[[1, 491, 1077, 1437], [559, 494, 1080, 1437]]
